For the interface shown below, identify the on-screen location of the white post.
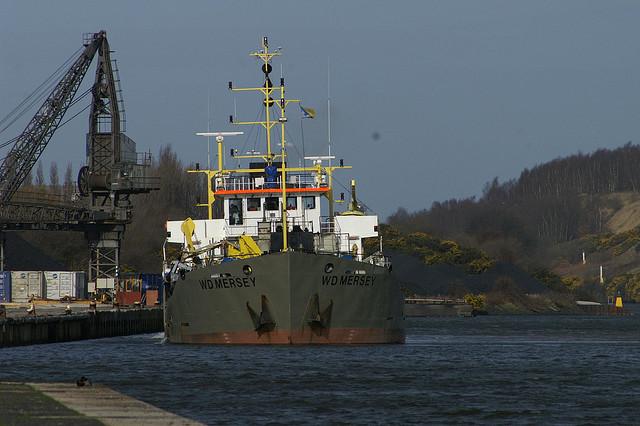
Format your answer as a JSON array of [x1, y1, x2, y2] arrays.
[[582, 251, 586, 265], [600, 265, 604, 284]]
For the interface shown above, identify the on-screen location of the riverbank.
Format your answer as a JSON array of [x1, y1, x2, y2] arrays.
[[404, 292, 633, 316], [483, 290, 637, 315]]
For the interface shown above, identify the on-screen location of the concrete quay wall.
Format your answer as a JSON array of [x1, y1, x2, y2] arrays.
[[0, 308, 163, 347]]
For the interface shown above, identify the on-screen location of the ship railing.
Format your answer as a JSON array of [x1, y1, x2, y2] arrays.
[[313, 232, 350, 255], [363, 252, 392, 268], [217, 175, 255, 191], [255, 218, 316, 234], [224, 223, 259, 237], [225, 218, 315, 235], [216, 173, 322, 192], [285, 173, 317, 188], [286, 217, 315, 233], [336, 233, 350, 252], [320, 216, 340, 234]]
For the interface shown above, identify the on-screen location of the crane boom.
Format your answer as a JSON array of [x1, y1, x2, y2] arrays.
[[0, 31, 106, 206]]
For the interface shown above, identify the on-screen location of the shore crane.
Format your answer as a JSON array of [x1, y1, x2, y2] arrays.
[[0, 31, 160, 297]]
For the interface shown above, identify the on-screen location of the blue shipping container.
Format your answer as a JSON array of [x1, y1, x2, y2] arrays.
[[0, 271, 11, 302]]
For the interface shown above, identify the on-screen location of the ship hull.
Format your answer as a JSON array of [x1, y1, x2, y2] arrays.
[[164, 251, 405, 344]]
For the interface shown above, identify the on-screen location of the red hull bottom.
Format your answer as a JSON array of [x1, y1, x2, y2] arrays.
[[178, 328, 405, 344]]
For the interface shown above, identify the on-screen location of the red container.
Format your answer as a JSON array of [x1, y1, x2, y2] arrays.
[[116, 291, 141, 306]]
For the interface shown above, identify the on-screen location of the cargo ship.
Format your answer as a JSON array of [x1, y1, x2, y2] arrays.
[[162, 37, 405, 344]]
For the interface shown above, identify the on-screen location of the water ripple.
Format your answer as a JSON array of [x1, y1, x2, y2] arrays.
[[1, 314, 640, 424]]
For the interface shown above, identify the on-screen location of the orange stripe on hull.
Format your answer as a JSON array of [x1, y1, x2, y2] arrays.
[[177, 328, 405, 345]]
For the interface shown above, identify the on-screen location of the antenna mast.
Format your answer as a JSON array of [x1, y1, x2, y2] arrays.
[[327, 56, 332, 167], [207, 89, 211, 170], [227, 37, 301, 250], [327, 57, 336, 218]]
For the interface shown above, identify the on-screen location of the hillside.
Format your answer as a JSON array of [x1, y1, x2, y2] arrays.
[[389, 143, 640, 303], [551, 224, 640, 302], [604, 192, 640, 233]]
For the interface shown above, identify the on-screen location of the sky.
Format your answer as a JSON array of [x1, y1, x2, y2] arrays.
[[1, 1, 640, 218]]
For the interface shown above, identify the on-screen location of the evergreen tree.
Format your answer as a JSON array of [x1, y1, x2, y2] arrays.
[[49, 161, 59, 192], [63, 162, 73, 198]]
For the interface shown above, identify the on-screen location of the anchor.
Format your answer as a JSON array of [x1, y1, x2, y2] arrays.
[[247, 295, 276, 334], [304, 293, 333, 335]]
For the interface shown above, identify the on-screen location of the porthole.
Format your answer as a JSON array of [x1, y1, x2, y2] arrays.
[[324, 263, 334, 273], [243, 265, 253, 275]]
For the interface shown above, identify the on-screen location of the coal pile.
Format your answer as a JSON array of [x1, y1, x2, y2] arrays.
[[2, 233, 65, 271], [387, 249, 547, 296]]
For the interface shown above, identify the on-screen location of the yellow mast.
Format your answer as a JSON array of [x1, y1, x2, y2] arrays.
[[192, 132, 243, 220], [233, 37, 291, 249], [187, 37, 353, 246]]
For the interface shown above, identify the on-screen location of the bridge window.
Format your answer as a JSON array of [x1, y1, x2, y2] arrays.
[[247, 198, 261, 212], [303, 196, 316, 210], [286, 196, 297, 210], [265, 197, 279, 211], [229, 199, 243, 225]]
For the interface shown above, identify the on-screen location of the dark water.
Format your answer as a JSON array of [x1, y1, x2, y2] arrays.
[[2, 313, 640, 425]]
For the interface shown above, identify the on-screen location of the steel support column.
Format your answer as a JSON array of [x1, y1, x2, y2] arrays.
[[86, 225, 124, 294]]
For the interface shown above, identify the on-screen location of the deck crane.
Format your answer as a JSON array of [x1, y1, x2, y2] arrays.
[[0, 31, 159, 297]]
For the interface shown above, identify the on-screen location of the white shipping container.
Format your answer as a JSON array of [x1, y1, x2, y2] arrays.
[[45, 271, 60, 299], [44, 271, 63, 299], [44, 271, 87, 300], [58, 274, 72, 298], [10, 271, 43, 302]]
